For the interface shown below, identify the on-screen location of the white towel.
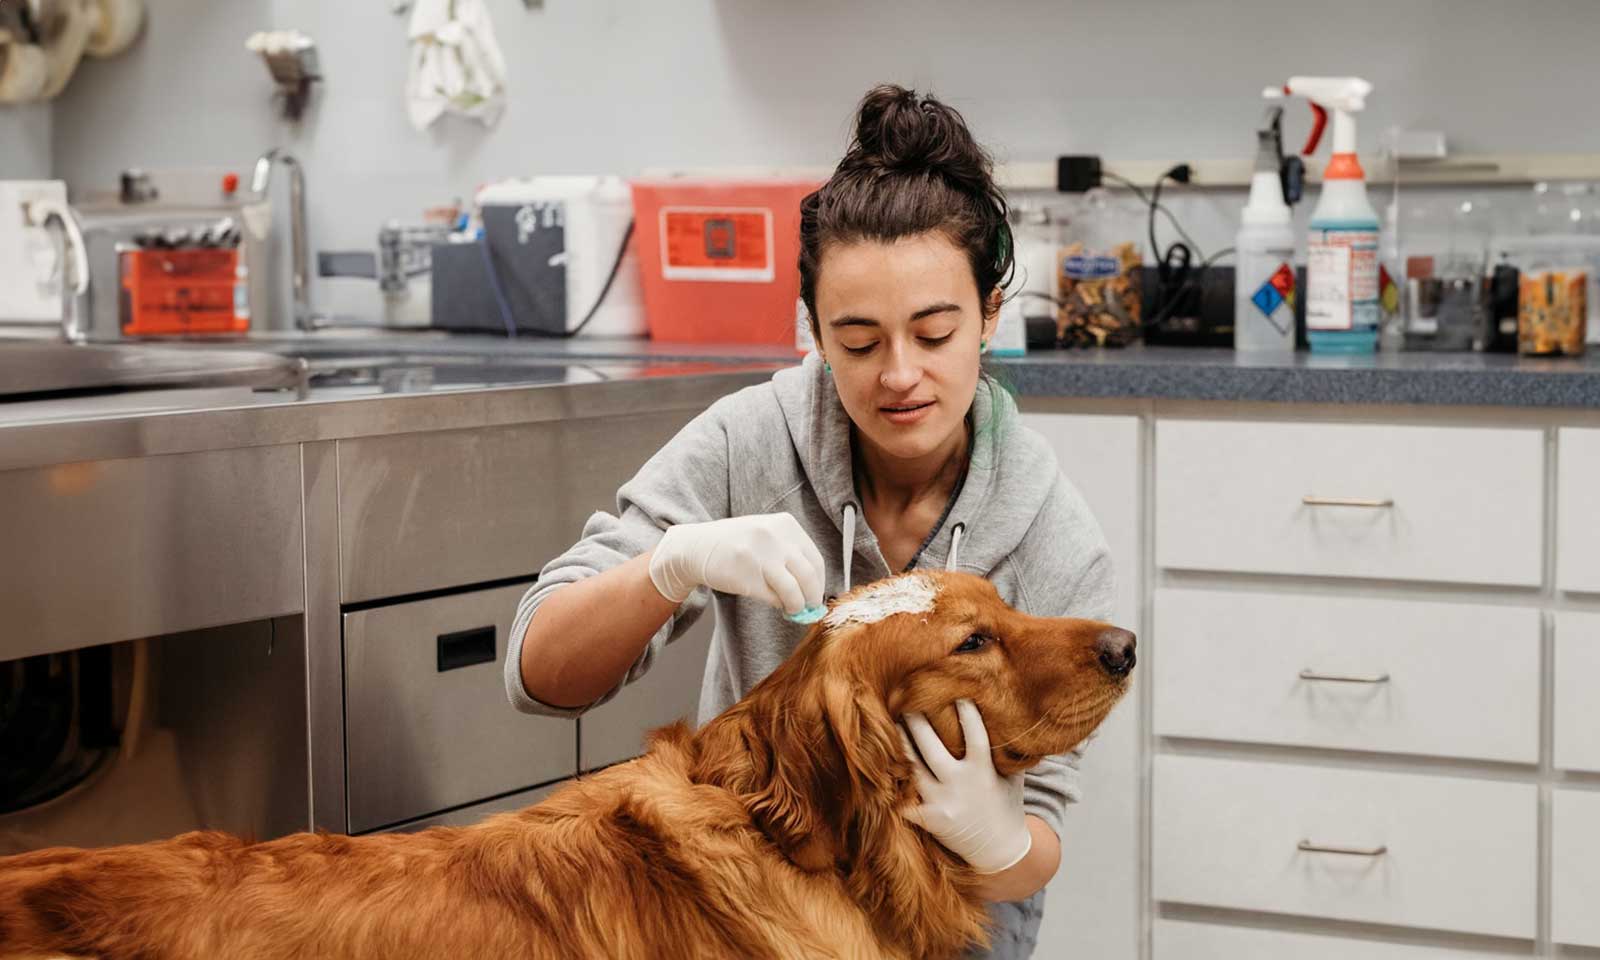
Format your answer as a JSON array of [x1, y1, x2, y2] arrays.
[[405, 0, 507, 132]]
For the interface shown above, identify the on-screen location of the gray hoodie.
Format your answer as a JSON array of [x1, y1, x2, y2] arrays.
[[504, 351, 1114, 954]]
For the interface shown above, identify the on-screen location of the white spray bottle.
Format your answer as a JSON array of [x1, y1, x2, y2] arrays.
[[1287, 76, 1380, 354], [1235, 89, 1300, 353]]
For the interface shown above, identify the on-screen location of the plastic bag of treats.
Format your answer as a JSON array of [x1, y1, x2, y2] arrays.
[[1055, 241, 1143, 348]]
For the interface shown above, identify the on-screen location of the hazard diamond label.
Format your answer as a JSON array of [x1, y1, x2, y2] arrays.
[[1252, 263, 1296, 317]]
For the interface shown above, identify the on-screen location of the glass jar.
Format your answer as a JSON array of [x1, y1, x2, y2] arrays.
[[1054, 187, 1144, 348], [1398, 196, 1490, 352], [1504, 235, 1600, 356]]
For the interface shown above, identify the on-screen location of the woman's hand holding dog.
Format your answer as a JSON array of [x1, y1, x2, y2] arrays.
[[900, 699, 1033, 875], [649, 513, 827, 616]]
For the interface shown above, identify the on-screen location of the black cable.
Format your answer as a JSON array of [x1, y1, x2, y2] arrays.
[[1100, 171, 1203, 257], [1143, 245, 1237, 332], [479, 218, 636, 339]]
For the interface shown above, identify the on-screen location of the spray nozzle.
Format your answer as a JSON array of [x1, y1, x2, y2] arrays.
[[1283, 76, 1373, 156]]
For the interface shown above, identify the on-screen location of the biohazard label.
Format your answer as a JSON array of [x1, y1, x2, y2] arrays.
[[660, 207, 774, 282]]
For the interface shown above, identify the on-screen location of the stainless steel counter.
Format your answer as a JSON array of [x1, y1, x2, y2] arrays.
[[0, 348, 786, 472]]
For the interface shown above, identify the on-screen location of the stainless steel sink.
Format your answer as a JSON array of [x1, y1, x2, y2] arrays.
[[0, 340, 306, 400]]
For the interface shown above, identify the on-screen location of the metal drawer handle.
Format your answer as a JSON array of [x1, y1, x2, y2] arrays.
[[1299, 669, 1391, 684], [1302, 495, 1395, 508], [1298, 839, 1388, 857], [437, 625, 496, 672]]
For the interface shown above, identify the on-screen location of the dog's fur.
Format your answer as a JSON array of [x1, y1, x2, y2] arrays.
[[0, 571, 1133, 960]]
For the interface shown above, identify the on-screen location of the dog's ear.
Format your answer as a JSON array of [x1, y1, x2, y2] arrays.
[[693, 668, 843, 872], [820, 675, 902, 803]]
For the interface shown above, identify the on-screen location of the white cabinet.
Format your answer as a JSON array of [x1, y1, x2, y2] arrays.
[[1154, 589, 1541, 763], [1555, 611, 1600, 773], [1020, 411, 1141, 960], [1553, 788, 1600, 948], [1156, 420, 1544, 587], [1153, 755, 1538, 939], [1558, 428, 1600, 593]]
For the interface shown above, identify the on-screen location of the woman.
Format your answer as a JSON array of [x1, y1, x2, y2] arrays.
[[506, 84, 1113, 959]]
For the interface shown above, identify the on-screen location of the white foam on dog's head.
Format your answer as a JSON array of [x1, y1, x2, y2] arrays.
[[823, 573, 939, 629]]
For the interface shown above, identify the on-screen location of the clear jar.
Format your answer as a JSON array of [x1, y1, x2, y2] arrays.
[[1504, 235, 1600, 356], [1054, 187, 1144, 348], [1399, 196, 1490, 352], [1007, 198, 1071, 327]]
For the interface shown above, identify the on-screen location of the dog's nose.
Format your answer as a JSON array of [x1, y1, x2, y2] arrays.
[[1096, 627, 1136, 677]]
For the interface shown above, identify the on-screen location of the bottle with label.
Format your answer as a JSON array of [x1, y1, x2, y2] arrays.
[[1287, 76, 1380, 354], [1235, 96, 1298, 354]]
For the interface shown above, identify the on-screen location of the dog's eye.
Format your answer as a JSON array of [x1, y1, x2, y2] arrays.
[[955, 633, 992, 653]]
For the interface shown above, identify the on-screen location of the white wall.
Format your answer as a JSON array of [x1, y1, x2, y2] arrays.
[[42, 0, 1600, 322], [0, 103, 52, 179]]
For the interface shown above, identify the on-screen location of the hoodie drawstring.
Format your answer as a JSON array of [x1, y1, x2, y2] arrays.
[[837, 504, 964, 592], [841, 502, 857, 593]]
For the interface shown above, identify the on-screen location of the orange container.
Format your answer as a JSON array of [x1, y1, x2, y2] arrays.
[[629, 179, 821, 346], [120, 248, 249, 336]]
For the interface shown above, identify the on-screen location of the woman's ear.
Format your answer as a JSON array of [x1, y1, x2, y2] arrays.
[[981, 290, 1003, 339]]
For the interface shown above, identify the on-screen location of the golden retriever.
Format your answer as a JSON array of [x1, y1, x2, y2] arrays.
[[0, 570, 1134, 960]]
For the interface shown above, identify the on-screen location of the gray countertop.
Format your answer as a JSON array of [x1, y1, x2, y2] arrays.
[[178, 330, 1600, 409], [6, 332, 1600, 472]]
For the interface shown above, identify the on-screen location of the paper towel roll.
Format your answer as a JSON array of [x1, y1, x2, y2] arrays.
[[85, 0, 144, 58], [0, 39, 49, 103], [36, 0, 93, 100]]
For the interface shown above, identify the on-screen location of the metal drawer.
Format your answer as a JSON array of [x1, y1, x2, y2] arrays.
[[378, 781, 566, 834], [579, 610, 714, 772], [344, 582, 575, 832], [336, 411, 699, 604], [0, 445, 304, 660]]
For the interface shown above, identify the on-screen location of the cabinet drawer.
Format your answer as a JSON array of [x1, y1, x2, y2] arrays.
[[1153, 755, 1537, 938], [1156, 420, 1543, 586], [1154, 919, 1526, 960], [579, 609, 714, 772], [378, 782, 565, 834], [1553, 789, 1600, 948], [1558, 428, 1600, 593], [344, 583, 576, 832], [1555, 611, 1600, 772], [1154, 589, 1540, 763], [337, 411, 695, 603]]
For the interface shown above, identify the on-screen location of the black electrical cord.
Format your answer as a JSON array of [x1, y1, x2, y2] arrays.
[[1100, 171, 1203, 257], [480, 218, 636, 339], [1143, 245, 1237, 332]]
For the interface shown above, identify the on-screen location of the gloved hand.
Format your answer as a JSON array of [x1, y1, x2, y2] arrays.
[[900, 699, 1032, 875], [648, 513, 826, 616]]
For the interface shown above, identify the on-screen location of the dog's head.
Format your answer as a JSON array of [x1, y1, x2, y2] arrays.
[[823, 569, 1134, 773], [694, 569, 1133, 869]]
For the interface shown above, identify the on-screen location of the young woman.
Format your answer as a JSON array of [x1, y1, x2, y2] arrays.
[[507, 84, 1113, 959]]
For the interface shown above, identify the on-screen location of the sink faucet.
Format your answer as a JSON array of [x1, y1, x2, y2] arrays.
[[24, 197, 90, 343], [251, 148, 313, 330]]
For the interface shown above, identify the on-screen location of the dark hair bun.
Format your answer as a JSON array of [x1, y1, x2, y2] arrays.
[[848, 84, 993, 191], [798, 83, 1014, 324]]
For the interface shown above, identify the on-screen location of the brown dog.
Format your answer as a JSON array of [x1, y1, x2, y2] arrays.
[[0, 571, 1134, 960]]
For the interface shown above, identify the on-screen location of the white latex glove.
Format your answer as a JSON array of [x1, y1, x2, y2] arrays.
[[648, 513, 826, 616], [901, 699, 1032, 875]]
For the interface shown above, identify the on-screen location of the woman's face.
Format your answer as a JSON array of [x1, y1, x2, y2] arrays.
[[813, 230, 998, 463]]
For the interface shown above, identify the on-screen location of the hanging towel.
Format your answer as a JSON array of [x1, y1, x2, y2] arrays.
[[405, 0, 507, 132]]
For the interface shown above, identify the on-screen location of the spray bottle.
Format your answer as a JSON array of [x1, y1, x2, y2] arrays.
[[1287, 76, 1380, 353], [1235, 90, 1302, 353]]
